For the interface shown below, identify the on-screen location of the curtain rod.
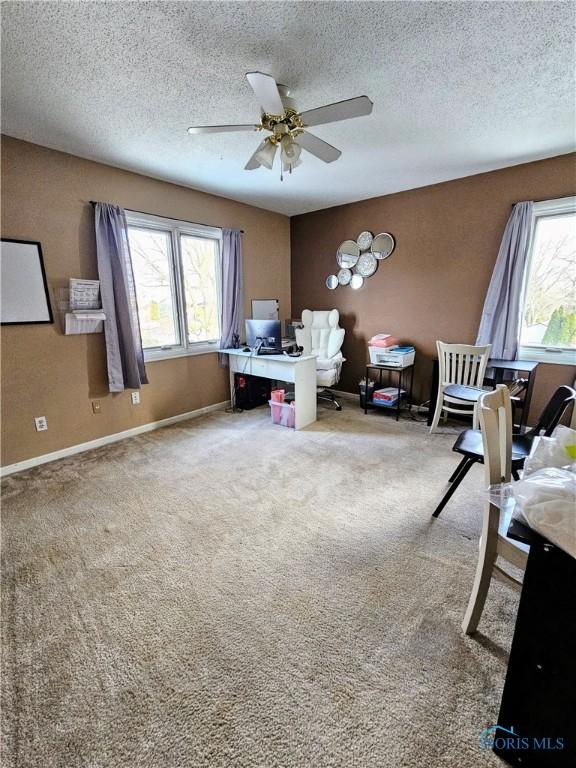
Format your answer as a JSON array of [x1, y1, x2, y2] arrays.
[[512, 195, 572, 207], [88, 201, 244, 233]]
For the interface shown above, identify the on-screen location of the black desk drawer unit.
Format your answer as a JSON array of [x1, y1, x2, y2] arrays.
[[494, 528, 575, 766]]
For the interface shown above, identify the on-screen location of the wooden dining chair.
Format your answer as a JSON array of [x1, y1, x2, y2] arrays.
[[429, 341, 492, 433], [462, 385, 528, 634]]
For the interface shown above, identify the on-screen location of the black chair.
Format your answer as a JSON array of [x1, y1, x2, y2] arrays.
[[432, 385, 576, 518]]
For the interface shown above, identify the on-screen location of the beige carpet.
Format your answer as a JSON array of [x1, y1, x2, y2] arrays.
[[1, 403, 517, 767]]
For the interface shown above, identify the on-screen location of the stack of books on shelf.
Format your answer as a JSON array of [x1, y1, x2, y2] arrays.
[[372, 387, 405, 407]]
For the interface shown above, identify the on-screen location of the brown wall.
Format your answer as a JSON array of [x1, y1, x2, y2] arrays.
[[1, 136, 291, 466], [2, 139, 574, 468], [291, 154, 576, 420]]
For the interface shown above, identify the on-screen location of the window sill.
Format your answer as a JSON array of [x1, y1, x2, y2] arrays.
[[518, 346, 576, 366], [144, 344, 220, 363]]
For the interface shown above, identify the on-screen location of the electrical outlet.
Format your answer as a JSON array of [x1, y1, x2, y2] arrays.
[[92, 400, 101, 414], [131, 391, 140, 405], [34, 416, 48, 432]]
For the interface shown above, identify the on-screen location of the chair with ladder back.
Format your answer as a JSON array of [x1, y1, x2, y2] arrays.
[[462, 385, 529, 634], [429, 341, 492, 433]]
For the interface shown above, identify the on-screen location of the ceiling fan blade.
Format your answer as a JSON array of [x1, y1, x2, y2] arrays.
[[297, 132, 342, 163], [188, 124, 256, 135], [299, 95, 373, 127], [244, 140, 266, 170], [246, 71, 285, 116]]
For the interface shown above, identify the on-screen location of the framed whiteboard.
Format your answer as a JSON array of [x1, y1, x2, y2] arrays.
[[251, 298, 279, 321], [1, 239, 53, 325]]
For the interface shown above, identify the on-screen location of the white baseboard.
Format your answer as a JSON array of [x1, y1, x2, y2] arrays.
[[1, 400, 230, 477]]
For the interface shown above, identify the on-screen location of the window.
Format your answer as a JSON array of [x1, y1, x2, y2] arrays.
[[126, 211, 221, 360], [518, 196, 576, 365]]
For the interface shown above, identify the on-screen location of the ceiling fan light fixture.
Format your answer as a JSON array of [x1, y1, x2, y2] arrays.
[[280, 134, 302, 172], [254, 139, 278, 170]]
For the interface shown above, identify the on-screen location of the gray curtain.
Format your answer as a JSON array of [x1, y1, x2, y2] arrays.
[[94, 203, 148, 392], [476, 201, 534, 359], [219, 228, 243, 366]]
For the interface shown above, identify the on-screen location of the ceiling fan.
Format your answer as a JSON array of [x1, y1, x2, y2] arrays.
[[187, 72, 373, 176]]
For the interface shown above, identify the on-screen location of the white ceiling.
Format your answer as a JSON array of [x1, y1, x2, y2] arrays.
[[2, 1, 574, 216]]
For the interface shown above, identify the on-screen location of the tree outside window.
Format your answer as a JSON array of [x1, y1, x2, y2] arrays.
[[520, 211, 576, 350]]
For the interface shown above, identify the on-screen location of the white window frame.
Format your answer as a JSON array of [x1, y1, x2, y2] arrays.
[[126, 210, 222, 361], [517, 196, 576, 366]]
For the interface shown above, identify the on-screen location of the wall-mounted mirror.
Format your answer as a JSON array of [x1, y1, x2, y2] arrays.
[[356, 231, 373, 251], [350, 274, 364, 290], [371, 232, 395, 260], [326, 274, 338, 290], [356, 253, 378, 277], [336, 240, 360, 268], [337, 268, 352, 286]]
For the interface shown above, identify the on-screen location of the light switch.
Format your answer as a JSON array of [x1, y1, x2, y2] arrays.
[[34, 416, 48, 432]]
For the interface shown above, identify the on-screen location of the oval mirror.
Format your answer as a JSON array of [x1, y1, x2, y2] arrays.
[[326, 274, 339, 290], [350, 274, 364, 290], [356, 230, 373, 251], [371, 232, 395, 260], [337, 268, 352, 286], [336, 240, 360, 268]]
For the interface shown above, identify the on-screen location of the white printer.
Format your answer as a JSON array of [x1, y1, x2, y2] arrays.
[[369, 345, 415, 368]]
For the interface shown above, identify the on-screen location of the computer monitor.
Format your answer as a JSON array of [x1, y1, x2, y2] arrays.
[[245, 319, 282, 351]]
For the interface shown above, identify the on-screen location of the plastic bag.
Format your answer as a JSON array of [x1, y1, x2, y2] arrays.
[[481, 427, 576, 558], [513, 467, 576, 559], [523, 425, 576, 477], [486, 482, 516, 511]]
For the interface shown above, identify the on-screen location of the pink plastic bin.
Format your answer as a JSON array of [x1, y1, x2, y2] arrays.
[[269, 400, 296, 428]]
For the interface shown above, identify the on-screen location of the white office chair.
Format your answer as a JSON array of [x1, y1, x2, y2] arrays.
[[295, 309, 345, 410]]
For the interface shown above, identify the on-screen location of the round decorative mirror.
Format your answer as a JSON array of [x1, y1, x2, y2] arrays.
[[356, 253, 378, 277], [356, 231, 373, 251], [371, 232, 395, 260], [336, 240, 360, 268], [337, 268, 352, 286], [350, 274, 364, 290], [326, 274, 339, 290]]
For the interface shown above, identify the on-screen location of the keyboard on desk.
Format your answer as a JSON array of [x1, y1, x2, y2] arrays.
[[258, 347, 283, 355]]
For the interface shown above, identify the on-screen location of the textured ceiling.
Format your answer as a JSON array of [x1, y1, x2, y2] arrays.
[[2, 1, 575, 216]]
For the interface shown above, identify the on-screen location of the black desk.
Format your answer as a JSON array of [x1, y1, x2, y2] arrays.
[[427, 358, 539, 431], [492, 518, 575, 766]]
